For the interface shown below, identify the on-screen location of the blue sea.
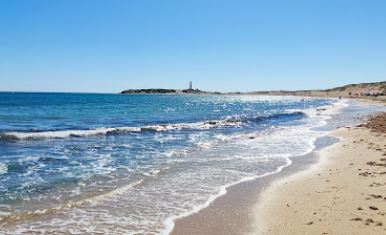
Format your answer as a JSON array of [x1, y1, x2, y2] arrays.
[[0, 92, 376, 234]]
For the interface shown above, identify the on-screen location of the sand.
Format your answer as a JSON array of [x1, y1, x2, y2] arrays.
[[171, 111, 386, 235], [170, 150, 322, 235], [256, 112, 386, 234]]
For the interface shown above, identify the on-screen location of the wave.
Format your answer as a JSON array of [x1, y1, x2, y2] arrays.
[[0, 163, 7, 174], [0, 111, 307, 141], [160, 157, 294, 235], [249, 111, 306, 122], [0, 127, 142, 141]]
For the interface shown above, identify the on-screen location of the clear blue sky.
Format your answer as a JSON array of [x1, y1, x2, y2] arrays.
[[1, 0, 385, 93]]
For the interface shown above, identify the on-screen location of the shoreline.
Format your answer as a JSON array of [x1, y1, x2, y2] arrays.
[[170, 137, 338, 235], [1, 96, 383, 234], [165, 155, 294, 235], [170, 104, 385, 235]]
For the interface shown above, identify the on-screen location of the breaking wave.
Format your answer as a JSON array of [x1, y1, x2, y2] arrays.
[[0, 111, 307, 141]]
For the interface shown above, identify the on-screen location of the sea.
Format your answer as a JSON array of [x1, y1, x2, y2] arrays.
[[0, 92, 382, 234]]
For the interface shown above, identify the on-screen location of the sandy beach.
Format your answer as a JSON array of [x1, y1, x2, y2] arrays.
[[2, 1, 386, 233], [257, 112, 386, 234], [171, 108, 386, 235]]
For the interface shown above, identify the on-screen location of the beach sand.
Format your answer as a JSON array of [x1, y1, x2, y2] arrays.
[[171, 111, 386, 235], [257, 112, 386, 234], [171, 149, 324, 235]]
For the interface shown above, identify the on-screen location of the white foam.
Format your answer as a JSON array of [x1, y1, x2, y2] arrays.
[[1, 108, 315, 141], [0, 163, 7, 174], [159, 100, 352, 234], [154, 134, 181, 143], [0, 97, 353, 234], [3, 127, 142, 140], [142, 169, 161, 177], [0, 118, 241, 141], [160, 157, 293, 235]]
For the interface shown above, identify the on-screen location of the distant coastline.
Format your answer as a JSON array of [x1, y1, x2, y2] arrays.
[[121, 81, 386, 101], [120, 88, 221, 95]]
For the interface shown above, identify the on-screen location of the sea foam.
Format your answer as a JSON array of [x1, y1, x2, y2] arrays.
[[0, 111, 307, 141]]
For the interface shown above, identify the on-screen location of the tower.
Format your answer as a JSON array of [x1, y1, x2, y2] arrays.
[[189, 81, 193, 90]]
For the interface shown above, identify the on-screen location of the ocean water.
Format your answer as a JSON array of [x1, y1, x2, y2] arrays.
[[0, 92, 371, 234]]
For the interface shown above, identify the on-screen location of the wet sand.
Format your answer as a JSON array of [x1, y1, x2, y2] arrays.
[[171, 112, 386, 235], [257, 112, 386, 234], [170, 154, 318, 235], [171, 137, 337, 235]]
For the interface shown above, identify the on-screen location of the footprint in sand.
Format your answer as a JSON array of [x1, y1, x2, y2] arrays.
[[365, 218, 374, 225]]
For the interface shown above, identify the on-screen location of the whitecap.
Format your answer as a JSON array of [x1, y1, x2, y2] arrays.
[[0, 163, 7, 174]]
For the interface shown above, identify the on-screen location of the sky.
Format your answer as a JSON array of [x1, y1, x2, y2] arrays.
[[0, 0, 385, 93]]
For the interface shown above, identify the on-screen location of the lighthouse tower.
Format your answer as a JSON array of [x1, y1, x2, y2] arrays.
[[189, 81, 193, 90]]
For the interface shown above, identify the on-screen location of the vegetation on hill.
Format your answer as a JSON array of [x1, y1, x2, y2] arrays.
[[120, 88, 218, 95], [120, 81, 386, 99]]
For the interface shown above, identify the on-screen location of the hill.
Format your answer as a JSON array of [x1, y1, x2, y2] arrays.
[[249, 81, 386, 98]]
